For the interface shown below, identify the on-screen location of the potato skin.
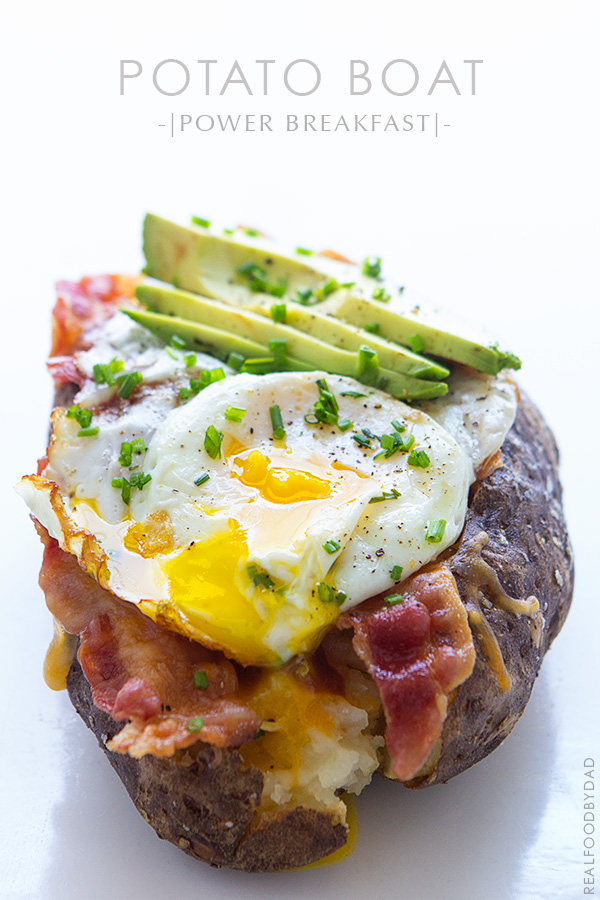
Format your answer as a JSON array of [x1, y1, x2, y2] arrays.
[[63, 389, 573, 867], [66, 658, 347, 871], [413, 390, 574, 787]]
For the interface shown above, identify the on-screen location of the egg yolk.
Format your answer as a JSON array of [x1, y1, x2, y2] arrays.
[[149, 519, 342, 667], [157, 524, 279, 666], [238, 668, 337, 772], [232, 450, 332, 504]]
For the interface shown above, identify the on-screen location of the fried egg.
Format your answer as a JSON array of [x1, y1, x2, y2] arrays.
[[18, 316, 517, 667]]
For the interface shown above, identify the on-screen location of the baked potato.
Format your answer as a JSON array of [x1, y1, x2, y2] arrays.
[[20, 223, 574, 872]]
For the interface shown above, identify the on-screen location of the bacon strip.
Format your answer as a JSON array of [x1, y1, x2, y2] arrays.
[[50, 274, 138, 358], [339, 564, 475, 782], [38, 528, 260, 759]]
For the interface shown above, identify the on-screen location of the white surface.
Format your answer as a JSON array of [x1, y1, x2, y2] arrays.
[[2, 1, 599, 898]]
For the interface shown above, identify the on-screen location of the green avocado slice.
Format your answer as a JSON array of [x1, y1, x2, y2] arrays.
[[123, 307, 283, 365], [143, 213, 346, 306], [142, 214, 520, 376], [246, 299, 450, 382], [131, 287, 448, 400], [327, 294, 520, 376]]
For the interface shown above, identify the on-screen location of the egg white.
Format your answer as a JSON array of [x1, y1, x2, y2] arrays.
[[19, 316, 517, 667]]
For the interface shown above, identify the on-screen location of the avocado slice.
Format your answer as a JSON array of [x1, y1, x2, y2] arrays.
[[246, 298, 450, 382], [123, 307, 285, 365], [143, 214, 520, 376], [143, 214, 349, 306], [326, 294, 520, 376], [133, 286, 448, 400]]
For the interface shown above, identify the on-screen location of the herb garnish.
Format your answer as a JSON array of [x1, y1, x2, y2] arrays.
[[425, 519, 447, 543], [269, 404, 286, 440], [204, 425, 223, 459]]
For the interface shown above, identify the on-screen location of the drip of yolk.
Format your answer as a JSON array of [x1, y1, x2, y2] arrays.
[[159, 524, 279, 667], [239, 669, 336, 772], [232, 450, 332, 504], [238, 668, 359, 867]]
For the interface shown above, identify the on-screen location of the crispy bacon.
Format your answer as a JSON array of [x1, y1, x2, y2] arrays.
[[38, 529, 261, 758], [46, 355, 86, 387], [50, 274, 138, 358], [339, 564, 475, 782]]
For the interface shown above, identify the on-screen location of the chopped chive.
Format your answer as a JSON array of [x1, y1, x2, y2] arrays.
[[112, 477, 131, 505], [269, 404, 286, 440], [191, 216, 211, 228], [364, 322, 380, 334], [77, 426, 99, 437], [352, 434, 372, 448], [268, 282, 286, 299], [119, 441, 133, 466], [131, 438, 145, 455], [268, 339, 287, 365], [391, 565, 403, 581], [357, 345, 380, 386], [375, 431, 415, 460], [67, 405, 93, 429], [179, 387, 191, 400], [295, 246, 313, 255], [240, 357, 276, 375], [93, 362, 116, 387], [204, 425, 223, 459], [295, 288, 314, 305], [315, 277, 339, 300], [130, 472, 151, 490], [194, 473, 210, 486], [362, 428, 380, 440], [184, 353, 197, 368], [340, 281, 355, 289], [369, 489, 401, 503], [227, 351, 245, 371], [186, 716, 204, 733], [166, 346, 179, 360], [170, 335, 186, 349], [237, 260, 286, 297], [317, 582, 335, 603], [109, 357, 124, 374], [243, 227, 259, 236], [270, 303, 287, 323], [372, 287, 391, 303], [223, 227, 234, 235], [209, 368, 226, 383], [247, 563, 274, 589], [362, 257, 382, 278], [408, 333, 425, 353], [334, 590, 347, 607], [338, 418, 353, 432], [323, 539, 341, 555], [225, 405, 246, 423], [391, 420, 406, 433], [385, 593, 405, 606], [408, 449, 431, 468], [193, 670, 209, 690], [340, 391, 367, 398], [426, 519, 447, 543], [117, 371, 143, 399]]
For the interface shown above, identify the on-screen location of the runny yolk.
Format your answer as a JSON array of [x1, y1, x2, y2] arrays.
[[232, 450, 332, 504], [158, 523, 279, 667]]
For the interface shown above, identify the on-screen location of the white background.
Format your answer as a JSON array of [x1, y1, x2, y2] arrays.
[[1, 2, 598, 898]]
